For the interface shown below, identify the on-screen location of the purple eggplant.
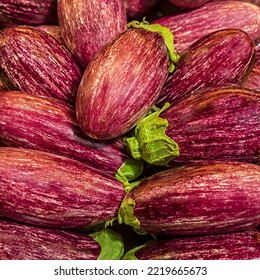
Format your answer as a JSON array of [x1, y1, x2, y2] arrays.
[[168, 0, 209, 9], [153, 1, 260, 54], [156, 29, 255, 107], [243, 65, 260, 92], [36, 25, 65, 47], [123, 0, 158, 19], [76, 22, 179, 140], [161, 86, 260, 164], [123, 230, 260, 260], [0, 218, 124, 260], [118, 161, 260, 236], [0, 147, 125, 228], [58, 0, 127, 68], [0, 0, 58, 26], [0, 25, 82, 104], [0, 91, 127, 176]]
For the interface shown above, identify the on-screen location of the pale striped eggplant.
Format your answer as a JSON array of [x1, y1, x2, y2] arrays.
[[0, 147, 125, 228]]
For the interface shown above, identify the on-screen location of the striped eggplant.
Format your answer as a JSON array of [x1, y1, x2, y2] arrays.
[[0, 91, 127, 176], [153, 1, 260, 54], [118, 162, 260, 236], [0, 219, 124, 260], [243, 64, 260, 91], [123, 0, 158, 19], [0, 0, 58, 26], [156, 29, 255, 107], [76, 21, 179, 140], [58, 0, 127, 68], [0, 26, 82, 104], [161, 86, 260, 164], [36, 25, 65, 47], [168, 0, 209, 8], [0, 147, 125, 228], [123, 230, 260, 260]]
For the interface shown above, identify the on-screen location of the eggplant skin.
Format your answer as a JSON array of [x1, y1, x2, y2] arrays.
[[0, 219, 101, 260], [168, 0, 209, 9], [131, 230, 260, 260], [162, 86, 260, 164], [127, 162, 260, 236], [0, 26, 82, 104], [58, 0, 127, 68], [153, 1, 260, 54], [0, 91, 127, 176], [0, 147, 125, 228], [124, 0, 158, 19], [76, 28, 170, 140], [0, 0, 58, 26], [156, 29, 255, 107]]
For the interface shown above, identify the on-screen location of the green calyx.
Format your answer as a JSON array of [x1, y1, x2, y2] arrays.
[[89, 229, 124, 260], [122, 244, 147, 260], [124, 103, 180, 166], [127, 19, 180, 73]]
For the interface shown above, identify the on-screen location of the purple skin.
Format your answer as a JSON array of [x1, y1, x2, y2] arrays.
[[0, 147, 125, 228], [127, 162, 260, 236], [76, 28, 170, 140], [161, 86, 260, 164], [36, 25, 65, 47], [0, 26, 82, 104], [168, 0, 209, 9], [156, 29, 255, 107], [0, 219, 101, 260], [123, 0, 158, 19], [153, 1, 260, 54], [243, 65, 260, 92], [134, 230, 260, 260], [0, 91, 127, 176], [0, 0, 58, 26], [58, 0, 127, 68]]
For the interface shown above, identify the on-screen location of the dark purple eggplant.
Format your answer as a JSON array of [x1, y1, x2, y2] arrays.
[[124, 0, 158, 19], [156, 29, 255, 107], [0, 0, 58, 26], [168, 0, 209, 9], [0, 218, 124, 260], [118, 161, 260, 236], [0, 91, 127, 176], [0, 26, 82, 104], [153, 1, 260, 54], [161, 86, 260, 164], [76, 22, 179, 140], [123, 230, 260, 260], [0, 147, 125, 228], [58, 0, 127, 68]]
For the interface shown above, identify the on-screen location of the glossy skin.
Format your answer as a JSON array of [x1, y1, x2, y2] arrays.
[[133, 231, 260, 260], [0, 26, 82, 104], [58, 0, 127, 68], [0, 91, 127, 176], [0, 219, 101, 260], [76, 28, 170, 140], [162, 86, 260, 164], [0, 0, 58, 26], [0, 147, 125, 228], [154, 1, 260, 54], [127, 162, 260, 236], [156, 29, 255, 107]]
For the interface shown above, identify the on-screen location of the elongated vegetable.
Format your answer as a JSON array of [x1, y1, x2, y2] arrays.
[[0, 26, 82, 104], [0, 91, 127, 176], [0, 147, 125, 228], [123, 0, 158, 19], [156, 29, 255, 107], [123, 230, 260, 260], [118, 162, 260, 236], [168, 0, 209, 9], [0, 219, 124, 260]]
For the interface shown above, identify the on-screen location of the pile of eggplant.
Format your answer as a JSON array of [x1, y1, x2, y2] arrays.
[[0, 0, 259, 260]]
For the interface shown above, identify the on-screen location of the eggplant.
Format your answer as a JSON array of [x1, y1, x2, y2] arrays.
[[123, 0, 158, 19], [161, 86, 260, 164], [118, 161, 260, 236], [123, 230, 260, 260], [153, 1, 260, 54], [168, 0, 209, 9], [36, 25, 65, 47], [156, 29, 255, 107], [0, 91, 127, 176], [243, 65, 260, 92], [0, 147, 125, 228], [0, 0, 58, 26], [0, 26, 82, 104], [76, 21, 179, 140], [0, 218, 124, 260], [58, 0, 127, 68]]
